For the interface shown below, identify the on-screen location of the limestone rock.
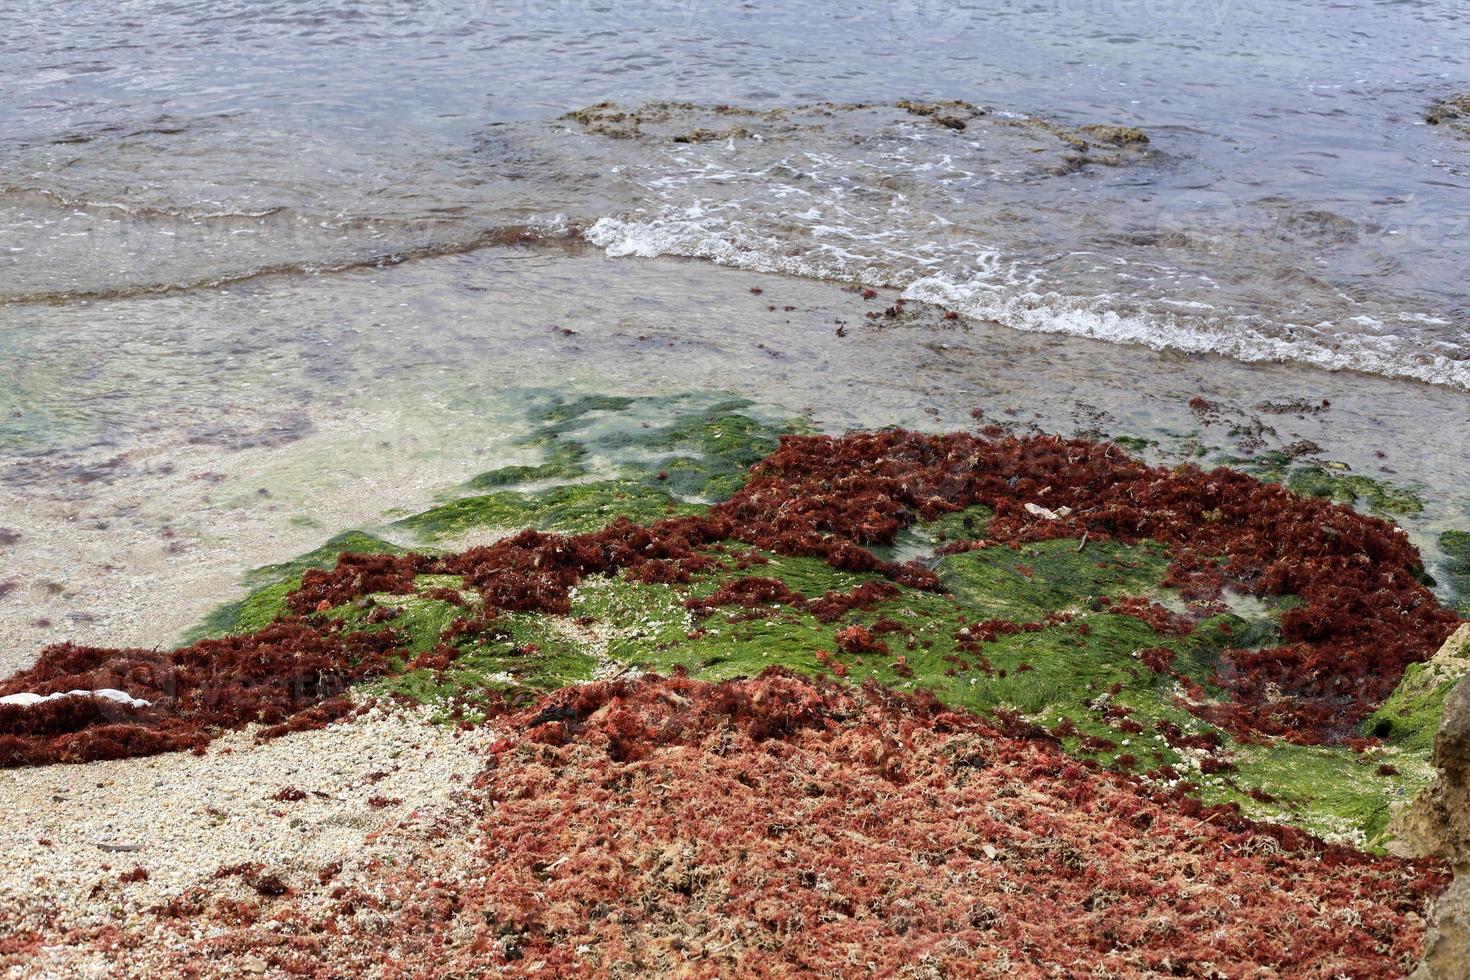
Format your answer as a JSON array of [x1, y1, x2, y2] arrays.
[[1409, 624, 1470, 978]]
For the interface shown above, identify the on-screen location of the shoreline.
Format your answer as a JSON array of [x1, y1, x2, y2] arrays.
[[2, 253, 1467, 676], [2, 411, 1465, 969]]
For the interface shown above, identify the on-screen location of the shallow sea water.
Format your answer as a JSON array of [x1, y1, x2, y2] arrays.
[[1, 1, 1468, 668]]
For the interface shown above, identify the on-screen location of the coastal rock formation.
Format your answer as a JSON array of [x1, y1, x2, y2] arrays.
[[1409, 624, 1470, 978]]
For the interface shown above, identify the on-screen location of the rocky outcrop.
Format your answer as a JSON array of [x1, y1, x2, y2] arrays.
[[1409, 623, 1470, 978], [1425, 94, 1470, 137]]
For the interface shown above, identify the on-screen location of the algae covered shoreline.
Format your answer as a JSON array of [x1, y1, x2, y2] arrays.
[[2, 383, 1469, 975], [1, 225, 1468, 980], [4, 247, 1469, 678], [7, 1, 1470, 971], [8, 389, 1465, 842]]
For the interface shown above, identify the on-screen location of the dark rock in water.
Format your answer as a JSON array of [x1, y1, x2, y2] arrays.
[[1077, 123, 1149, 145], [1425, 94, 1470, 135], [895, 99, 984, 132]]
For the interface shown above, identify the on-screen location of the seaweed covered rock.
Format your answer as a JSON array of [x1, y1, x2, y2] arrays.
[[2, 428, 1462, 774], [1407, 625, 1470, 977]]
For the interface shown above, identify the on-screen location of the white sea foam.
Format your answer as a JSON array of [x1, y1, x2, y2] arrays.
[[586, 212, 1470, 391], [902, 273, 1470, 390]]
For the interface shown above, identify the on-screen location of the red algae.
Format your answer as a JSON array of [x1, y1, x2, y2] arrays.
[[2, 428, 1462, 767], [74, 672, 1449, 977], [835, 624, 888, 655], [289, 552, 433, 614], [0, 623, 400, 766], [684, 576, 808, 618]]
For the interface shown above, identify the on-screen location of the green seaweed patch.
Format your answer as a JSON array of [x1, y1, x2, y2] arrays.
[[183, 578, 301, 644], [532, 394, 638, 425], [459, 390, 795, 502], [324, 575, 474, 654], [373, 612, 598, 720], [345, 593, 465, 654], [1225, 452, 1424, 516], [183, 530, 406, 642], [1364, 659, 1464, 756], [395, 480, 706, 541], [1168, 614, 1250, 686], [605, 400, 789, 500], [937, 538, 1172, 620], [1110, 435, 1156, 454], [321, 575, 597, 717], [467, 442, 590, 490], [1224, 740, 1427, 847], [570, 556, 1176, 727], [1286, 467, 1424, 515]]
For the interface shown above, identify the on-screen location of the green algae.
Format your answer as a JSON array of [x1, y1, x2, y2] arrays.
[[1224, 451, 1425, 516], [533, 394, 637, 424], [395, 480, 706, 541], [1111, 435, 1155, 452], [374, 611, 599, 719], [1287, 467, 1424, 515], [315, 576, 598, 717], [183, 530, 406, 642], [396, 391, 793, 541], [466, 442, 590, 490], [184, 578, 302, 644], [554, 547, 1432, 847], [1222, 740, 1420, 845], [607, 401, 785, 500], [937, 538, 1172, 620], [1366, 659, 1464, 756], [572, 545, 1183, 736]]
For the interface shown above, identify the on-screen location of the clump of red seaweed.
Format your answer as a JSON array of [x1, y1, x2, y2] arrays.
[[56, 671, 1447, 977], [0, 623, 396, 766]]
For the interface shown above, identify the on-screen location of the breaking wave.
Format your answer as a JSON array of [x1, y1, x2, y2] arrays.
[[587, 213, 1470, 391]]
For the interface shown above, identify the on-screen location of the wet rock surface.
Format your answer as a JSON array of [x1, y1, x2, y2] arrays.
[[1425, 94, 1470, 136]]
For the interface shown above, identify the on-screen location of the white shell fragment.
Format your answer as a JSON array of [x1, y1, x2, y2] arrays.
[[0, 688, 151, 709], [1024, 502, 1073, 520]]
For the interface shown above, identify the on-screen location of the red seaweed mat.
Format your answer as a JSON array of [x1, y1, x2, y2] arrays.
[[2, 429, 1463, 766], [13, 672, 1445, 978]]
